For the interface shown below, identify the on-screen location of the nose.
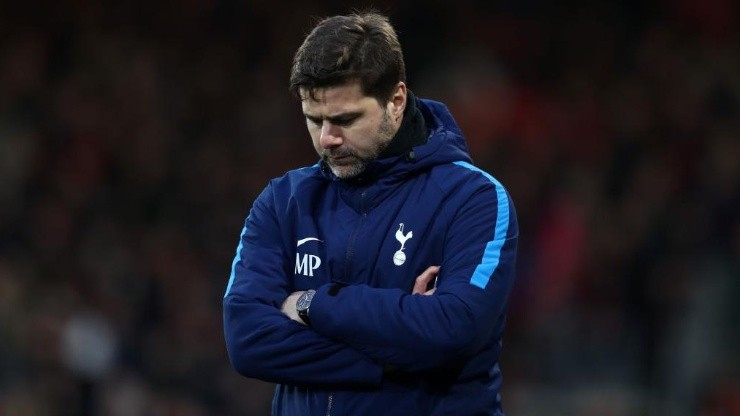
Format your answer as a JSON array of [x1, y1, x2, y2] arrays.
[[319, 122, 343, 149]]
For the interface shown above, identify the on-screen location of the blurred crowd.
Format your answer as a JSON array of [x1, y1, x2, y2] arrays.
[[0, 1, 738, 415]]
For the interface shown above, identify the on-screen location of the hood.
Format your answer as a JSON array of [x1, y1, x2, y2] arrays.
[[319, 97, 473, 186]]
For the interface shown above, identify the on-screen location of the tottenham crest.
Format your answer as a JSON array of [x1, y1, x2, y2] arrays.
[[393, 223, 413, 266]]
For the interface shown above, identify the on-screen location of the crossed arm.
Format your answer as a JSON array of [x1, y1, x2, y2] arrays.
[[272, 184, 516, 372], [281, 265, 440, 322]]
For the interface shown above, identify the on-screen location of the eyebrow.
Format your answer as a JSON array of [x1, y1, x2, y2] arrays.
[[303, 111, 363, 124]]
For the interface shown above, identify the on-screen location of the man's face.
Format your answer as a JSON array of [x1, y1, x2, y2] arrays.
[[301, 81, 401, 179]]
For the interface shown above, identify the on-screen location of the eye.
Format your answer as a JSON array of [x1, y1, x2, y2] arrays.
[[333, 116, 358, 127], [305, 116, 322, 126]]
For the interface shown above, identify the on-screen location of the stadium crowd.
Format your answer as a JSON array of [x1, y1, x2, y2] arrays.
[[0, 1, 737, 414]]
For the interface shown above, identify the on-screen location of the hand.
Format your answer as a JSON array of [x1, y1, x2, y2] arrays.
[[281, 291, 306, 324], [412, 265, 439, 295]]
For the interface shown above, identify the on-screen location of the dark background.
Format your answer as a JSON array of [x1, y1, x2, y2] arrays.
[[0, 0, 738, 415]]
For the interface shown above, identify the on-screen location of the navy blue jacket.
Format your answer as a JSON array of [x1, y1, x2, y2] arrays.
[[223, 98, 518, 415]]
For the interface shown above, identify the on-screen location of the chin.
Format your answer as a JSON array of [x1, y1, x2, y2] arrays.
[[332, 164, 364, 179]]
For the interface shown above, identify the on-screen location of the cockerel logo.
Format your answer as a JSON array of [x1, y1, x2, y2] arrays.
[[393, 223, 413, 266]]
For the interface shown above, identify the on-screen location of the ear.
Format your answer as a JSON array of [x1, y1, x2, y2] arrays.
[[387, 82, 407, 121]]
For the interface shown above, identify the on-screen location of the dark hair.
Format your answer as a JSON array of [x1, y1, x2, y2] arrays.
[[289, 12, 406, 104]]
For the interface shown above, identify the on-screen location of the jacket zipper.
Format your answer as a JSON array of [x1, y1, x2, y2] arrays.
[[343, 191, 368, 280], [333, 192, 366, 414], [325, 393, 334, 416]]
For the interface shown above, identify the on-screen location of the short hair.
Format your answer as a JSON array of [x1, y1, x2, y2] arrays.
[[289, 12, 406, 103]]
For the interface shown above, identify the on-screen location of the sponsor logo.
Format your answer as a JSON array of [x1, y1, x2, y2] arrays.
[[297, 237, 322, 247]]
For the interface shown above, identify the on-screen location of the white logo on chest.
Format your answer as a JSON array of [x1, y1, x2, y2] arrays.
[[393, 223, 413, 266], [295, 237, 323, 277]]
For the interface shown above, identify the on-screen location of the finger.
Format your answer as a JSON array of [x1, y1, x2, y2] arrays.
[[413, 266, 438, 294], [413, 266, 440, 294], [424, 287, 436, 296]]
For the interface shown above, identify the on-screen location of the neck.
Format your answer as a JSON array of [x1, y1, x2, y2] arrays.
[[377, 90, 427, 159]]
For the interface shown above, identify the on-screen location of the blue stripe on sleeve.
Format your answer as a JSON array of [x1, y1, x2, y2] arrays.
[[224, 225, 248, 297], [453, 161, 511, 289]]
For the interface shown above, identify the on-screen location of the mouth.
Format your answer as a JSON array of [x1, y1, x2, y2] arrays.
[[327, 154, 354, 165]]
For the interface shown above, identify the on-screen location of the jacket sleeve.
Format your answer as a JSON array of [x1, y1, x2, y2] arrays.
[[308, 177, 518, 372], [223, 183, 383, 387]]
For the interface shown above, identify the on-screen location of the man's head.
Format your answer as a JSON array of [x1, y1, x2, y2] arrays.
[[290, 12, 408, 179], [289, 12, 406, 104]]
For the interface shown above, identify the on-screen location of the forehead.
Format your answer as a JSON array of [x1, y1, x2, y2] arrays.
[[301, 81, 381, 115]]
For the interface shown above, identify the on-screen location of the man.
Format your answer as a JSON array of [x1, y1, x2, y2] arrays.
[[223, 11, 518, 416]]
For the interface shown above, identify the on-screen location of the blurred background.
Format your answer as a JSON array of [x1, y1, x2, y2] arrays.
[[0, 0, 738, 415]]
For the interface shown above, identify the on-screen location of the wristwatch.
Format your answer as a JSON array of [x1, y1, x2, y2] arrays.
[[296, 289, 316, 325]]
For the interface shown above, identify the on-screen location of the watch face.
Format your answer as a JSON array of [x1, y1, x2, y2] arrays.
[[297, 290, 315, 311], [296, 294, 309, 311]]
